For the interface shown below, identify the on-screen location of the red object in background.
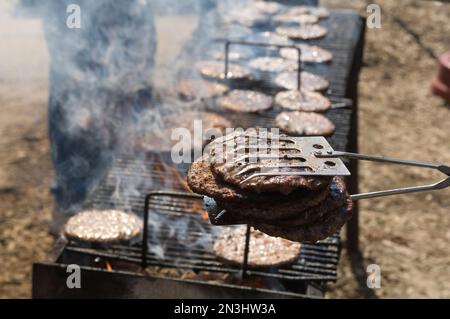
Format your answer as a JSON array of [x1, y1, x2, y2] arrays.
[[432, 51, 450, 103]]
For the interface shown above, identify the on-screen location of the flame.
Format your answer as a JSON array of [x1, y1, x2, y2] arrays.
[[156, 154, 208, 220], [105, 260, 113, 271], [157, 153, 190, 191], [200, 211, 209, 221]]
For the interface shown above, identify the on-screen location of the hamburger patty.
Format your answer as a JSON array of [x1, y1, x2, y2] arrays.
[[276, 24, 327, 40], [246, 31, 291, 45], [275, 71, 329, 92], [216, 90, 273, 113], [279, 45, 333, 63], [273, 13, 319, 25], [187, 157, 249, 202], [188, 156, 329, 204], [175, 79, 228, 101], [275, 90, 331, 112], [64, 210, 142, 244], [207, 131, 331, 193], [284, 6, 309, 15], [275, 111, 335, 136], [186, 129, 354, 243], [226, 8, 268, 27], [297, 6, 330, 19], [253, 197, 353, 242], [216, 177, 345, 223], [248, 56, 297, 73], [213, 227, 301, 268], [252, 1, 281, 15], [196, 61, 252, 81], [205, 185, 329, 223]]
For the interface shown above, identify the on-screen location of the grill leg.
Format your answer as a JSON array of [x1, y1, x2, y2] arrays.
[[346, 192, 359, 252], [306, 283, 325, 298], [241, 225, 251, 279], [345, 17, 366, 253]]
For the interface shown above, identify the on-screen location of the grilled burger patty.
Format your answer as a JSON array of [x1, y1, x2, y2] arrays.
[[204, 185, 330, 223], [275, 111, 335, 136], [208, 50, 249, 62], [284, 6, 309, 15], [279, 45, 333, 63], [226, 8, 268, 27], [213, 227, 301, 268], [187, 156, 249, 202], [206, 131, 331, 194], [216, 177, 344, 224], [216, 89, 273, 113], [202, 177, 351, 242], [64, 210, 142, 244], [246, 31, 291, 45], [276, 24, 327, 40], [253, 198, 353, 242], [248, 56, 297, 73], [252, 1, 281, 15], [273, 13, 319, 25], [275, 90, 331, 112], [187, 156, 329, 205], [296, 6, 330, 19], [227, 1, 280, 27], [275, 71, 329, 92], [175, 79, 228, 101], [196, 61, 252, 81]]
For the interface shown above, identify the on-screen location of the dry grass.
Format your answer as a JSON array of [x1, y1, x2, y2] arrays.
[[324, 0, 450, 298]]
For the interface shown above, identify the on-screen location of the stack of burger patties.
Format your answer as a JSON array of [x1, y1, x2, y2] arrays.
[[187, 130, 353, 242]]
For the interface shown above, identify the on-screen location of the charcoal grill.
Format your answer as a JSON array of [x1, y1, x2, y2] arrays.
[[33, 154, 341, 298], [33, 9, 365, 299]]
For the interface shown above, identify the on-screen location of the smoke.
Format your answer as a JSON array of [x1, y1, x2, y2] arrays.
[[10, 0, 296, 258], [0, 0, 18, 18]]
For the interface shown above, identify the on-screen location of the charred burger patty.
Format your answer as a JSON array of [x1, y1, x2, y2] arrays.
[[186, 130, 353, 243]]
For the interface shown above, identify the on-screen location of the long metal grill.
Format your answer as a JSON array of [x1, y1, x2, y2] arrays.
[[63, 9, 361, 292]]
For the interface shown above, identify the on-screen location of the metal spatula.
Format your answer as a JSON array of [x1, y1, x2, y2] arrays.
[[233, 135, 449, 200]]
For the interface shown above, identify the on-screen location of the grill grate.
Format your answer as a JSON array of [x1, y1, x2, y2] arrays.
[[79, 191, 341, 282], [63, 9, 360, 293], [31, 9, 365, 299]]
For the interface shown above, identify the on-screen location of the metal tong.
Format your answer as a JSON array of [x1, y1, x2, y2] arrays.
[[225, 135, 450, 200], [317, 151, 450, 200]]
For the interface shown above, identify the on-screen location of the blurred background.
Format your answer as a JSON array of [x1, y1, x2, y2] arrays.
[[0, 0, 449, 298]]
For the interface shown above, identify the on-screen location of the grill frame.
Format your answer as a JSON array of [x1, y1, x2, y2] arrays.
[[33, 9, 365, 299]]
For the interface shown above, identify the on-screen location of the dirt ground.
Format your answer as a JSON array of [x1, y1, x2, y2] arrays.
[[0, 0, 449, 298]]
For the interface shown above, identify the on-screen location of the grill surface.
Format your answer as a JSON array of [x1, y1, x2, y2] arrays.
[[72, 193, 341, 282], [69, 8, 358, 289], [35, 9, 364, 298]]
